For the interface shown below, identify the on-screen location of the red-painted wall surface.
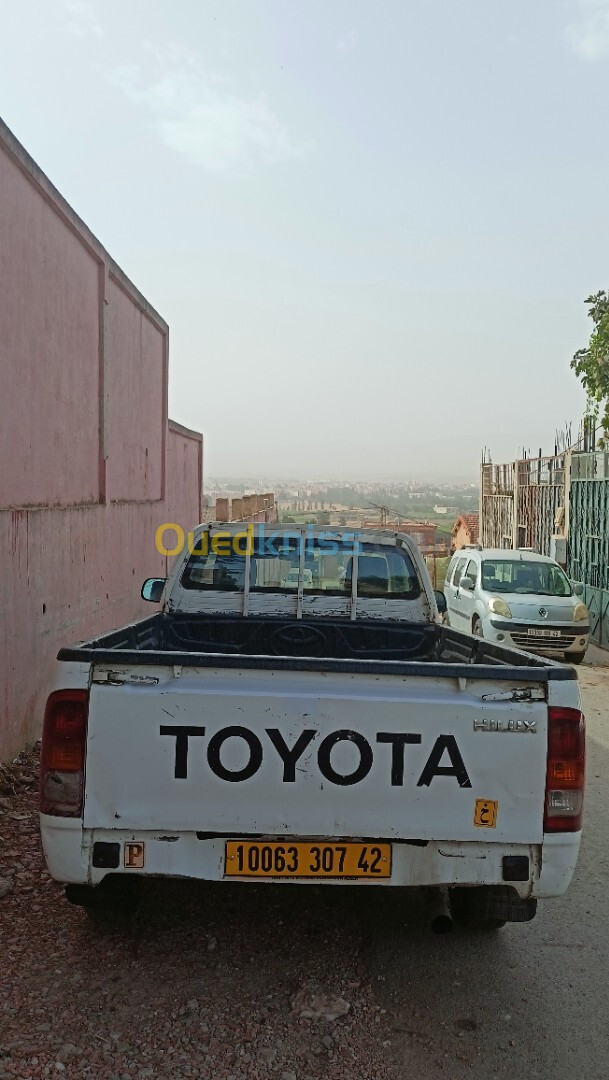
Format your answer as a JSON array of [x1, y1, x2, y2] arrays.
[[0, 120, 203, 761]]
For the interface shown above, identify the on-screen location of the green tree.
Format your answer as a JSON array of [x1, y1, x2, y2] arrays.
[[572, 291, 609, 444]]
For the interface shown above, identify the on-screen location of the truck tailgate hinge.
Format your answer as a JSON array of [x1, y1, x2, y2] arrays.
[[92, 671, 160, 686], [480, 687, 547, 703]]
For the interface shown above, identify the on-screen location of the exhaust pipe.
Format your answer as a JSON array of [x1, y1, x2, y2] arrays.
[[425, 887, 454, 934]]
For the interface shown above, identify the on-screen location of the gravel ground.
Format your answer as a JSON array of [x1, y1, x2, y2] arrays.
[[0, 750, 402, 1080]]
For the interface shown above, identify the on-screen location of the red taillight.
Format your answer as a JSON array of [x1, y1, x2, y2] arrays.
[[544, 706, 585, 833], [39, 690, 89, 816]]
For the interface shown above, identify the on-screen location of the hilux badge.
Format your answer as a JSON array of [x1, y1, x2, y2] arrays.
[[473, 718, 537, 733]]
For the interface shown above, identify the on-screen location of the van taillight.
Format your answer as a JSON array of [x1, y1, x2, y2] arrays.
[[39, 690, 89, 817], [544, 706, 585, 833]]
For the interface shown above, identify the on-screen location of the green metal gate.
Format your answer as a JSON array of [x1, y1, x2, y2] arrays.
[[568, 452, 609, 649]]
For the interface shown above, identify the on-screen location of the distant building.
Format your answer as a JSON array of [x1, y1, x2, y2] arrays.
[[398, 522, 440, 551], [213, 493, 277, 525], [361, 520, 451, 556], [452, 513, 480, 551]]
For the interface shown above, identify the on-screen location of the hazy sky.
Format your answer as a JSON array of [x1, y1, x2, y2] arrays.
[[2, 1, 608, 480]]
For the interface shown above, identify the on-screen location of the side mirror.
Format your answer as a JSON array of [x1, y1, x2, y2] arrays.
[[434, 591, 447, 614], [141, 577, 166, 603], [460, 576, 475, 591], [573, 582, 584, 597]]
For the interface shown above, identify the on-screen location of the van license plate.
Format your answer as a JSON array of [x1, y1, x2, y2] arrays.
[[527, 629, 561, 638], [224, 841, 391, 879]]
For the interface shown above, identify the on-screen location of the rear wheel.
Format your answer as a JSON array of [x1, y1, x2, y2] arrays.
[[450, 888, 505, 931], [65, 876, 143, 929], [449, 886, 536, 931]]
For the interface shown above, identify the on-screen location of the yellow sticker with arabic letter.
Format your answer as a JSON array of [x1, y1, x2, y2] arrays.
[[474, 799, 498, 828]]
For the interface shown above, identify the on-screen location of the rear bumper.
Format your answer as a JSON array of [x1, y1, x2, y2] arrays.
[[40, 817, 581, 900]]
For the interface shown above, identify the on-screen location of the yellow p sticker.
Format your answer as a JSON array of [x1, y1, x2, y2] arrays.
[[124, 842, 145, 868], [474, 799, 498, 828]]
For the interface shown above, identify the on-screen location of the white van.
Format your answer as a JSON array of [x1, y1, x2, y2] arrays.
[[444, 547, 590, 663], [281, 567, 314, 589]]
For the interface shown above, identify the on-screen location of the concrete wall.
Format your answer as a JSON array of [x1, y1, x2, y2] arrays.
[[214, 493, 277, 524], [0, 119, 203, 761]]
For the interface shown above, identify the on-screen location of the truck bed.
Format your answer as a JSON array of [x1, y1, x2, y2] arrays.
[[58, 612, 575, 683]]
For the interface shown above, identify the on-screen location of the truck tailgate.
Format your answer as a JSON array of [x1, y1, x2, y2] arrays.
[[83, 665, 548, 844]]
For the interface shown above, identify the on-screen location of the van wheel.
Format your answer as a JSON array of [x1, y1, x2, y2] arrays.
[[472, 616, 483, 638], [569, 652, 586, 665]]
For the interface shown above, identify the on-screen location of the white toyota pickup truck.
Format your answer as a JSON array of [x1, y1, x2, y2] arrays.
[[40, 525, 585, 932]]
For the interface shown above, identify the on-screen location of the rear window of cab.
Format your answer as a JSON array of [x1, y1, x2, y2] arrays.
[[181, 537, 422, 600]]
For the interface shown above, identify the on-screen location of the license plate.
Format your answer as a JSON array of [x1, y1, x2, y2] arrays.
[[224, 841, 392, 879], [527, 628, 561, 638]]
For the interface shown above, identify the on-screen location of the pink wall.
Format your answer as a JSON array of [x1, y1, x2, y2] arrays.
[[0, 119, 203, 761], [166, 422, 203, 525], [105, 278, 166, 504], [0, 144, 101, 508]]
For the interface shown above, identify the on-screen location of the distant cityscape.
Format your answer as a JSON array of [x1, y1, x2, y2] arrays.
[[205, 478, 479, 532]]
